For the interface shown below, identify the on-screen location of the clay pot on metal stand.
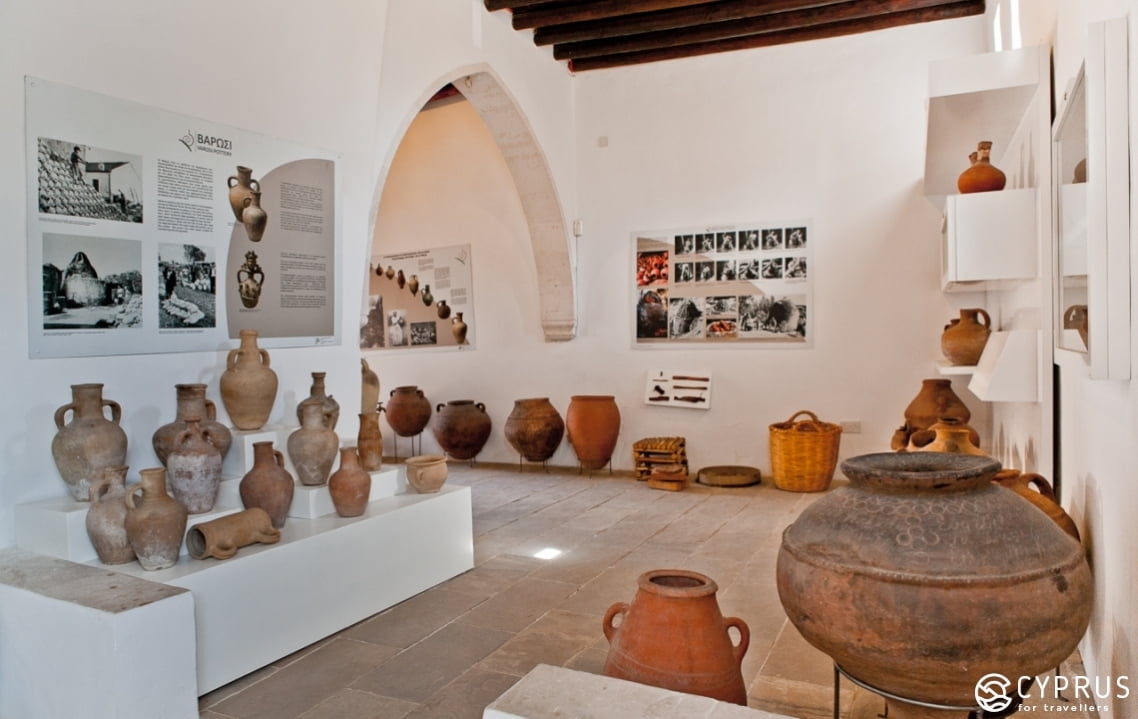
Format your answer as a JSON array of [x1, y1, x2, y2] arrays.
[[566, 395, 621, 470], [52, 383, 128, 501], [957, 140, 1006, 193], [603, 569, 749, 705], [940, 308, 991, 366], [239, 441, 295, 529], [85, 465, 135, 565], [296, 371, 339, 431], [383, 386, 432, 438], [328, 448, 371, 517], [890, 378, 971, 451], [504, 397, 565, 462], [152, 383, 232, 465], [287, 401, 340, 486], [186, 507, 280, 560], [220, 329, 278, 430], [166, 418, 223, 514], [357, 411, 383, 471], [125, 467, 188, 571], [227, 166, 260, 222], [431, 400, 492, 460]]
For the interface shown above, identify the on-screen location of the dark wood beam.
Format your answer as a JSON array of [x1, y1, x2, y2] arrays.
[[513, 0, 727, 30], [484, 0, 562, 12], [567, 0, 984, 71], [524, 0, 839, 35]]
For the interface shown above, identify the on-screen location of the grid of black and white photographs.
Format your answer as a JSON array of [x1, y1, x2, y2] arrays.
[[634, 222, 811, 346]]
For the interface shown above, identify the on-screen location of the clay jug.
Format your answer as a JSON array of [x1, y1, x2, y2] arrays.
[[994, 470, 1081, 541], [85, 466, 135, 565], [152, 383, 233, 465], [361, 358, 380, 414], [940, 308, 991, 366], [383, 386, 432, 437], [236, 250, 264, 309], [220, 329, 279, 430], [777, 452, 1091, 716], [385, 265, 395, 280], [52, 383, 128, 501], [288, 401, 339, 486], [227, 165, 260, 222], [891, 379, 970, 451], [431, 400, 492, 460], [404, 454, 449, 493], [451, 312, 468, 345], [603, 569, 749, 705], [125, 467, 188, 571], [436, 300, 451, 319], [328, 448, 371, 517], [396, 269, 406, 289], [241, 191, 267, 242], [1064, 304, 1089, 350], [357, 411, 383, 471], [909, 417, 986, 456], [421, 285, 433, 306], [957, 140, 1007, 193], [407, 274, 419, 297], [186, 507, 280, 560], [566, 395, 621, 470], [166, 418, 223, 514], [239, 441, 295, 529], [296, 371, 340, 430], [504, 397, 565, 462]]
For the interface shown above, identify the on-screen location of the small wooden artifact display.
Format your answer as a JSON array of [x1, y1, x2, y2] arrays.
[[647, 464, 688, 492], [632, 436, 688, 480]]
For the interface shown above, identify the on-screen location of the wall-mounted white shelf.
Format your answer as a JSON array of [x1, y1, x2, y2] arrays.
[[940, 187, 1037, 291], [936, 362, 976, 375], [967, 329, 1039, 402]]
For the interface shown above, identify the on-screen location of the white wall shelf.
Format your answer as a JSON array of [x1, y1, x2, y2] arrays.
[[967, 330, 1040, 402], [940, 187, 1037, 291]]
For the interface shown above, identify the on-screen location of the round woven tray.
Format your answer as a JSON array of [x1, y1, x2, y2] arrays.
[[696, 465, 762, 487]]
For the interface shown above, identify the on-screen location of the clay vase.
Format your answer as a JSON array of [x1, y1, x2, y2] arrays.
[[957, 140, 1007, 193], [166, 418, 223, 514], [994, 470, 1081, 541], [296, 371, 340, 431], [220, 329, 279, 430], [940, 308, 991, 366], [777, 452, 1092, 717], [404, 454, 448, 493], [328, 448, 371, 517], [431, 400, 492, 460], [421, 285, 433, 307], [451, 313, 468, 345], [504, 397, 565, 462], [186, 507, 281, 560], [125, 468, 188, 571], [396, 269, 406, 289], [385, 265, 395, 280], [357, 411, 383, 471], [227, 165, 260, 222], [1064, 304, 1089, 349], [407, 274, 419, 297], [85, 466, 135, 565], [236, 250, 264, 309], [909, 417, 986, 456], [241, 191, 267, 242], [361, 358, 380, 414], [603, 569, 749, 705], [287, 401, 340, 486], [239, 441, 295, 529], [891, 379, 971, 451], [436, 300, 451, 320], [383, 386, 432, 437], [52, 383, 128, 501], [152, 383, 233, 465], [566, 395, 621, 470]]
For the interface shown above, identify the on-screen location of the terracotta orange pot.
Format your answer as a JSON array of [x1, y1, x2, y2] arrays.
[[940, 308, 991, 366], [566, 395, 620, 470], [957, 140, 1006, 193]]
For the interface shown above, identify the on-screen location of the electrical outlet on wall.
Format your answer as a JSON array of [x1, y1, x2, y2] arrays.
[[840, 420, 862, 434]]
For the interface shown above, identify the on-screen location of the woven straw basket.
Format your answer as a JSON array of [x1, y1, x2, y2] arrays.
[[769, 410, 842, 492]]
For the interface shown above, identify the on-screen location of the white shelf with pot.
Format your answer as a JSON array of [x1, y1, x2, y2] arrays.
[[967, 329, 1040, 403]]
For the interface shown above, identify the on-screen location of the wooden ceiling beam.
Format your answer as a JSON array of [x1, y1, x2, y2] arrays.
[[484, 0, 562, 12], [567, 0, 984, 71], [513, 0, 727, 30]]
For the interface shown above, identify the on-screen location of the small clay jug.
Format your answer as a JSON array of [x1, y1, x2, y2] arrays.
[[407, 274, 419, 297], [227, 165, 260, 222], [421, 285, 433, 306], [566, 395, 621, 470], [328, 448, 371, 517], [125, 468, 188, 571], [891, 379, 971, 451], [186, 507, 280, 560], [239, 441, 295, 529], [296, 371, 340, 430], [909, 417, 986, 456], [52, 383, 128, 501], [383, 386, 432, 437], [451, 312, 468, 345], [287, 401, 340, 486], [361, 358, 380, 414], [941, 308, 991, 366], [166, 418, 223, 514], [431, 400, 492, 460], [236, 250, 264, 309], [152, 383, 233, 465], [436, 300, 451, 319], [957, 140, 1007, 193], [357, 411, 383, 471], [603, 569, 749, 705], [504, 398, 565, 462], [220, 329, 279, 430], [241, 191, 267, 242], [85, 466, 135, 565], [994, 470, 1081, 541]]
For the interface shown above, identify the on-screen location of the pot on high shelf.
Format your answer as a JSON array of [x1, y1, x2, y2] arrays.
[[52, 383, 128, 501], [957, 140, 1006, 194], [125, 467, 188, 571], [219, 329, 278, 431], [431, 400, 491, 460], [504, 397, 565, 462], [566, 395, 620, 470], [940, 308, 991, 366], [383, 386, 431, 437]]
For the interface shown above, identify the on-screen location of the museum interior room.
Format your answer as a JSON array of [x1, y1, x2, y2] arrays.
[[1, 0, 1137, 718]]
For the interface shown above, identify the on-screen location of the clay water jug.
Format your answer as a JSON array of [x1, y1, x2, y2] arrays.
[[603, 569, 749, 704], [296, 371, 339, 430], [227, 165, 260, 221], [236, 250, 264, 309], [186, 507, 280, 560], [220, 329, 278, 430], [152, 383, 232, 465], [125, 468, 188, 571], [957, 140, 1006, 193], [287, 401, 339, 486], [239, 441, 295, 529], [566, 395, 621, 470], [85, 466, 135, 565], [328, 448, 371, 517], [940, 308, 991, 366], [431, 400, 491, 460], [357, 411, 383, 471], [407, 274, 419, 297], [166, 418, 223, 514], [421, 285, 433, 306], [52, 383, 128, 501], [436, 300, 451, 319], [993, 470, 1081, 541], [383, 386, 432, 437], [504, 397, 565, 462], [241, 191, 267, 242], [361, 358, 380, 414], [451, 313, 468, 345], [891, 379, 971, 451]]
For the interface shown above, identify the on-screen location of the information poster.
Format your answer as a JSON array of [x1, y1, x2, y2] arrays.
[[633, 221, 812, 347], [361, 244, 474, 350], [26, 77, 340, 358]]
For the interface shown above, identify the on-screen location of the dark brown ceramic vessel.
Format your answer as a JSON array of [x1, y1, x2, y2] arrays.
[[239, 441, 295, 529], [940, 308, 991, 366], [85, 465, 135, 565], [52, 383, 128, 501], [383, 386, 432, 437], [431, 400, 491, 460], [152, 383, 232, 465], [503, 398, 565, 462]]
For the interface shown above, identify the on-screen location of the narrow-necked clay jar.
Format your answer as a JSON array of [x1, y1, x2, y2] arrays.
[[287, 401, 339, 486], [152, 383, 232, 465], [941, 308, 991, 366], [166, 418, 223, 514], [957, 140, 1007, 193], [227, 166, 260, 222], [219, 329, 278, 431], [297, 371, 339, 430], [241, 191, 267, 242], [329, 448, 371, 517], [357, 412, 383, 471], [125, 467, 188, 571], [239, 441, 295, 529], [85, 465, 135, 565], [52, 383, 128, 501]]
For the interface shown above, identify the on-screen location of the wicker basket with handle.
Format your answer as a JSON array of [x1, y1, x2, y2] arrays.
[[768, 410, 841, 492]]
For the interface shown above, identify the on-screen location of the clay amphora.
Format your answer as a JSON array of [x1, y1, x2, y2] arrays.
[[220, 329, 279, 430], [566, 395, 621, 470], [396, 269, 406, 289], [361, 358, 380, 414], [407, 274, 419, 297], [296, 371, 340, 430], [890, 378, 970, 451], [383, 386, 432, 437], [994, 469, 1081, 541], [241, 191, 267, 242], [166, 418, 223, 514], [152, 383, 233, 465], [357, 411, 383, 471], [404, 454, 449, 493], [777, 453, 1092, 716], [909, 417, 986, 456], [52, 383, 128, 501], [85, 466, 135, 565], [431, 400, 491, 460], [941, 308, 991, 366], [421, 285, 433, 306], [603, 569, 749, 705], [385, 265, 395, 280], [227, 165, 260, 222], [328, 448, 371, 517], [239, 441, 295, 529], [236, 250, 264, 309], [957, 140, 1007, 193], [504, 397, 565, 462], [125, 468, 188, 571], [436, 300, 451, 319], [186, 507, 280, 560], [451, 312, 468, 345], [287, 401, 339, 486]]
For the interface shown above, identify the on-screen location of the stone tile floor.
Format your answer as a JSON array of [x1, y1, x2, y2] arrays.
[[198, 464, 1094, 719]]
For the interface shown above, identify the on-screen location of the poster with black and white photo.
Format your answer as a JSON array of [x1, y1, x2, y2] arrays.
[[26, 77, 340, 358], [634, 221, 811, 347]]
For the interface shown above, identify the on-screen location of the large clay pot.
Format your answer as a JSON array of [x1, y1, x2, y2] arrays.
[[227, 165, 260, 222], [125, 467, 188, 571], [777, 453, 1092, 718], [241, 190, 267, 242], [909, 418, 986, 456], [504, 397, 565, 462], [52, 383, 128, 501], [451, 312, 469, 345], [940, 308, 991, 366], [328, 448, 371, 517], [890, 379, 971, 451], [602, 569, 749, 705], [431, 400, 492, 460], [152, 383, 233, 465], [566, 395, 621, 470], [361, 359, 380, 414], [357, 411, 383, 471], [220, 329, 279, 430], [383, 386, 432, 437], [186, 507, 280, 560], [85, 466, 135, 565], [404, 454, 448, 493], [287, 401, 339, 486], [296, 371, 339, 430], [957, 140, 1007, 194], [239, 441, 295, 529], [166, 418, 223, 514], [236, 251, 264, 309], [994, 469, 1081, 541]]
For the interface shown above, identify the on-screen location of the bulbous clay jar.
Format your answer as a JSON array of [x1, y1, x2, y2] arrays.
[[186, 507, 281, 560], [504, 397, 565, 462], [940, 308, 991, 366], [891, 379, 971, 451], [219, 329, 278, 431], [52, 383, 128, 501], [431, 400, 492, 460], [239, 441, 295, 529], [957, 140, 1007, 193], [383, 386, 432, 438], [152, 383, 232, 465], [297, 371, 339, 431], [166, 418, 223, 514], [288, 401, 339, 486], [328, 448, 371, 517], [566, 395, 621, 470], [85, 466, 135, 565], [125, 468, 188, 571], [241, 191, 267, 242]]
